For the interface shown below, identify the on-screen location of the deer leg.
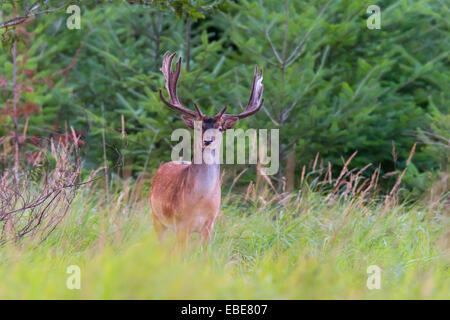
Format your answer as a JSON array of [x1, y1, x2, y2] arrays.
[[200, 221, 214, 246], [175, 228, 190, 251], [152, 217, 167, 242]]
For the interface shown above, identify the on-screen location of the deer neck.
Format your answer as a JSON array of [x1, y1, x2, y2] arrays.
[[188, 149, 221, 194]]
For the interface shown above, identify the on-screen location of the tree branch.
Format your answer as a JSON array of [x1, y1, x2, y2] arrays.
[[0, 1, 75, 30]]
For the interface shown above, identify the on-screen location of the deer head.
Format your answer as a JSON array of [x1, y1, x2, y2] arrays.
[[159, 52, 264, 146]]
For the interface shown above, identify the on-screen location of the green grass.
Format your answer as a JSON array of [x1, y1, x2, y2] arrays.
[[0, 188, 448, 299]]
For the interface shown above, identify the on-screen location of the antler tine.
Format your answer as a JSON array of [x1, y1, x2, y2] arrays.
[[214, 105, 228, 118], [222, 65, 264, 120], [194, 103, 203, 117], [159, 51, 200, 118]]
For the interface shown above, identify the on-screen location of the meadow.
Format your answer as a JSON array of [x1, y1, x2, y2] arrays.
[[0, 169, 448, 299], [0, 0, 448, 300]]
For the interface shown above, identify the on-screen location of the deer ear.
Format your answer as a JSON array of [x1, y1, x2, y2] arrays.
[[222, 116, 239, 130], [181, 115, 195, 129]]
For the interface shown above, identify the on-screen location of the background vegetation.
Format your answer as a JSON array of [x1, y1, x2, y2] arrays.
[[1, 0, 448, 191], [0, 0, 448, 299]]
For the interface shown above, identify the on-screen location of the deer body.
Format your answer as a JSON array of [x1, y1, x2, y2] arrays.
[[150, 52, 263, 245], [150, 160, 221, 242]]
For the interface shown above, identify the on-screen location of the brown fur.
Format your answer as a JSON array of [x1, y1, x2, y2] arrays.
[[150, 161, 221, 245]]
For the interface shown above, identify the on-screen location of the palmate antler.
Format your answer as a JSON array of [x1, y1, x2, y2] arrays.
[[216, 65, 264, 120], [159, 52, 264, 122], [159, 52, 202, 118]]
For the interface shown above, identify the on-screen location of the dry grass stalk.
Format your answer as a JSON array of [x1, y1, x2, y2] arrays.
[[244, 181, 254, 202], [312, 152, 319, 172], [392, 140, 398, 164], [334, 151, 358, 187], [329, 198, 355, 244], [383, 144, 417, 210], [300, 165, 306, 186], [406, 143, 416, 166]]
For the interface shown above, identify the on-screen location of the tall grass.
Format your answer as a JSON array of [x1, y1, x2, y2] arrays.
[[0, 173, 448, 299]]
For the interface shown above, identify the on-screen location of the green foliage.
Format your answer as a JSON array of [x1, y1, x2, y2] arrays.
[[0, 0, 448, 192], [220, 0, 448, 180]]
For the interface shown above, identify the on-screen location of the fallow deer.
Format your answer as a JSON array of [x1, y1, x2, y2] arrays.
[[150, 52, 264, 246]]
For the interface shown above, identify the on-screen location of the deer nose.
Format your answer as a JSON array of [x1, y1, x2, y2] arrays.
[[204, 139, 213, 146]]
